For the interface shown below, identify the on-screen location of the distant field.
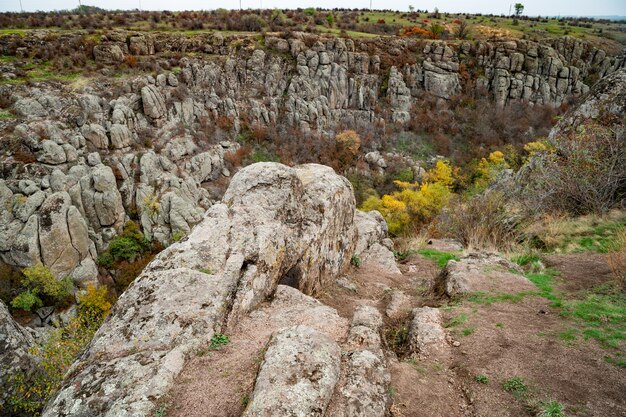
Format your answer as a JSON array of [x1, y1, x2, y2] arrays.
[[0, 9, 624, 50]]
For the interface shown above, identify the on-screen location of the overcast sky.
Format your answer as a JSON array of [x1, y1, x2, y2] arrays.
[[1, 0, 625, 17]]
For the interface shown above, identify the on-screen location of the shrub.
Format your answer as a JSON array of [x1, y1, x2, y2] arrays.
[[519, 124, 626, 215], [97, 221, 151, 267], [361, 161, 454, 235], [503, 376, 527, 397], [11, 265, 73, 311], [537, 401, 568, 417], [240, 14, 267, 31], [473, 150, 509, 190], [11, 290, 43, 311], [76, 284, 112, 328], [474, 374, 489, 384], [335, 130, 361, 168], [142, 193, 160, 220], [209, 333, 230, 350], [6, 285, 111, 416], [436, 191, 521, 250]]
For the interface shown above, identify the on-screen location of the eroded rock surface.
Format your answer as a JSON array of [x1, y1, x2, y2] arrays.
[[409, 307, 447, 358], [243, 325, 341, 417], [434, 252, 530, 297], [42, 162, 361, 417]]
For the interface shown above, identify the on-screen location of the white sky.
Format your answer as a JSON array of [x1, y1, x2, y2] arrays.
[[1, 0, 625, 17]]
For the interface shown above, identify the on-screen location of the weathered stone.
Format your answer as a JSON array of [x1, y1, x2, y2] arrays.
[[141, 84, 167, 120], [43, 162, 359, 417], [361, 242, 401, 275], [409, 307, 447, 357], [434, 252, 530, 297], [82, 124, 109, 149], [109, 123, 134, 149], [243, 325, 341, 417], [38, 192, 92, 278], [14, 98, 47, 118], [93, 43, 124, 64]]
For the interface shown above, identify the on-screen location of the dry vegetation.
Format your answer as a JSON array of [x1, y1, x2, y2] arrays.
[[1, 7, 624, 47]]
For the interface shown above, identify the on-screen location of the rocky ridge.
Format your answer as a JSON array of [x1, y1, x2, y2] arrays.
[[40, 162, 394, 417]]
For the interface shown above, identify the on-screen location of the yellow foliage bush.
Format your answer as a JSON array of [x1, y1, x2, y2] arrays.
[[77, 284, 112, 329], [422, 160, 454, 189], [361, 161, 454, 235], [474, 150, 509, 190], [523, 140, 555, 160]]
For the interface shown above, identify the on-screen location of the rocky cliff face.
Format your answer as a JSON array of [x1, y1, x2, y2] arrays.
[[41, 162, 392, 417], [0, 30, 623, 289]]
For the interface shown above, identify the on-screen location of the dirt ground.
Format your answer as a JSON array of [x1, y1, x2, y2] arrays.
[[166, 251, 625, 417], [544, 252, 615, 292]]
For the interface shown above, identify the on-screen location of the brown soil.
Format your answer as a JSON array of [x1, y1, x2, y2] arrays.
[[544, 252, 615, 292], [166, 251, 626, 417], [445, 296, 626, 417]]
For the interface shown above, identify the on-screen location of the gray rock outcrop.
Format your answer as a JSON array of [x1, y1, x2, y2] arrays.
[[243, 325, 341, 417], [42, 162, 363, 417], [409, 307, 447, 358], [434, 252, 530, 297]]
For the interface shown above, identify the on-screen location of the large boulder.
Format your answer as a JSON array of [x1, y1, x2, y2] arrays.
[[434, 252, 531, 297], [141, 85, 167, 120], [42, 162, 359, 417], [38, 192, 94, 280], [93, 43, 124, 64]]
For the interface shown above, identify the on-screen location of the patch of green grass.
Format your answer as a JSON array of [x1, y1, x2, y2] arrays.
[[474, 374, 489, 384], [561, 293, 626, 348], [503, 376, 527, 398], [511, 253, 541, 267], [461, 327, 475, 336], [445, 313, 468, 328], [537, 400, 569, 417], [466, 291, 530, 305], [496, 322, 504, 328], [525, 270, 563, 306], [417, 249, 460, 268], [197, 267, 213, 275], [209, 333, 230, 350], [541, 215, 626, 254], [603, 355, 626, 368], [351, 254, 362, 268], [558, 329, 578, 342]]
